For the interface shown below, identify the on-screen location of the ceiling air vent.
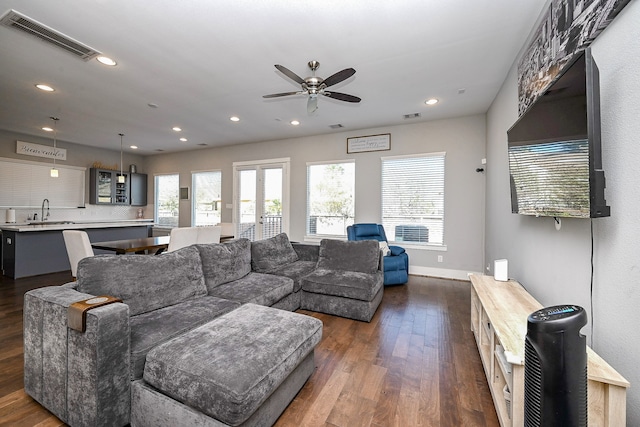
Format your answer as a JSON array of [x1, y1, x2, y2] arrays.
[[329, 124, 344, 129], [0, 9, 101, 61], [403, 113, 421, 119]]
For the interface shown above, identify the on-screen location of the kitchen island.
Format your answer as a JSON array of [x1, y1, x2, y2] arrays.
[[1, 219, 154, 278]]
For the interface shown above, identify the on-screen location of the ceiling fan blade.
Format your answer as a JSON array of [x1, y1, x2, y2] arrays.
[[323, 68, 356, 87], [307, 96, 318, 114], [323, 91, 361, 103], [262, 91, 300, 98], [274, 64, 305, 85]]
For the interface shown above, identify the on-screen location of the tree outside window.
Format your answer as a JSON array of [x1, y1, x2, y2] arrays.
[[155, 174, 179, 228], [307, 162, 355, 237], [192, 171, 222, 226]]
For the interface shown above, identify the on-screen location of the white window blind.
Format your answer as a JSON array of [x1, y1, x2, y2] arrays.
[[0, 157, 85, 208], [306, 161, 355, 237], [381, 153, 445, 245]]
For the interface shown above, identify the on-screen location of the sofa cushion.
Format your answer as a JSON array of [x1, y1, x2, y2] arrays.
[[76, 246, 206, 316], [196, 239, 252, 291], [264, 260, 317, 293], [250, 233, 298, 273], [302, 268, 383, 302], [129, 296, 240, 380], [143, 303, 323, 426], [207, 272, 294, 306], [316, 239, 380, 274]]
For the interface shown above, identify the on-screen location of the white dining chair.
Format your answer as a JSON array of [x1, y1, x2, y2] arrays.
[[62, 230, 94, 279], [196, 226, 221, 244], [166, 227, 199, 252], [216, 222, 236, 238], [166, 226, 222, 252]]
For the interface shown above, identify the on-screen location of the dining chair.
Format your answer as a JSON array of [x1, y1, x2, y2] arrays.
[[216, 222, 236, 238], [196, 226, 221, 244], [167, 226, 221, 252], [62, 230, 94, 279]]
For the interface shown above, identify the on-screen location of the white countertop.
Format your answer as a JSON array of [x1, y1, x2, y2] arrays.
[[0, 219, 155, 232]]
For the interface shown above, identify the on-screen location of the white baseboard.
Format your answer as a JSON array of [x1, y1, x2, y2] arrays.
[[409, 265, 482, 281]]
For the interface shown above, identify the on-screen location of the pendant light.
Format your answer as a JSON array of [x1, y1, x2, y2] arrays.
[[118, 133, 125, 183], [50, 117, 59, 178]]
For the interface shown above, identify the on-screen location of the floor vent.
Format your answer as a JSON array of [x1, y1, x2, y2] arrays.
[[0, 9, 101, 61]]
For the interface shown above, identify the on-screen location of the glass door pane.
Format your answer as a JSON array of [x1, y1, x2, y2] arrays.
[[238, 169, 256, 240], [261, 167, 283, 239]]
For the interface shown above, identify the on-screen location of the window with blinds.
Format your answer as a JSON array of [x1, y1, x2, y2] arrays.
[[381, 153, 445, 245], [306, 161, 355, 237], [508, 139, 590, 218]]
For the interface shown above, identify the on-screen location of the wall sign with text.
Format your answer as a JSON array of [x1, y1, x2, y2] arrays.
[[347, 134, 391, 153], [16, 140, 67, 160]]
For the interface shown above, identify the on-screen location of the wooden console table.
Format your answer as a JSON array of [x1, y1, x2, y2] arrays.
[[469, 274, 629, 427]]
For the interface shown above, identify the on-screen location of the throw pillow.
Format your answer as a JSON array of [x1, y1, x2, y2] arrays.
[[251, 233, 298, 272], [196, 238, 252, 291], [76, 245, 206, 316], [379, 241, 391, 256]]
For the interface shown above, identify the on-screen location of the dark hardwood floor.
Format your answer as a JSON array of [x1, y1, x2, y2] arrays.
[[0, 272, 499, 427]]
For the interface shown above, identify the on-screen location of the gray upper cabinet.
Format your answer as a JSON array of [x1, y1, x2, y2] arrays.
[[130, 173, 147, 206], [90, 168, 129, 205]]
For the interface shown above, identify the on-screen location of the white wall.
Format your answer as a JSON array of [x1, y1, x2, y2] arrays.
[[145, 115, 487, 277], [485, 1, 640, 423]]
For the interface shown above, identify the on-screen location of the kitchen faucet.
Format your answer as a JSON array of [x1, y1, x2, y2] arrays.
[[42, 198, 50, 222]]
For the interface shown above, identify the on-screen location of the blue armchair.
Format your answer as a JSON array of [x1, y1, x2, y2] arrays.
[[347, 223, 408, 286]]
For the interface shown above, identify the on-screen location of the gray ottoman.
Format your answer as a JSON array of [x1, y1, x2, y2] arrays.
[[131, 303, 322, 427]]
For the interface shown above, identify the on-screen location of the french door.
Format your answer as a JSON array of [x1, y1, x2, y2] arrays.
[[233, 158, 289, 241]]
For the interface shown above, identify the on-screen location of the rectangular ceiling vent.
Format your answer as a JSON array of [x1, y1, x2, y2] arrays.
[[329, 124, 344, 129], [403, 113, 421, 119], [0, 9, 101, 61]]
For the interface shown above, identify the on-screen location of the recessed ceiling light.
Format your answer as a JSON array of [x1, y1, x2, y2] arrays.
[[180, 137, 187, 142], [130, 145, 138, 149], [36, 84, 54, 92], [96, 56, 117, 66], [172, 126, 182, 132], [291, 120, 300, 126], [42, 126, 53, 132], [425, 98, 439, 105], [230, 116, 240, 122]]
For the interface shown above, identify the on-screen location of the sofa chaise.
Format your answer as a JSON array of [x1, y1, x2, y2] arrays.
[[23, 234, 384, 426]]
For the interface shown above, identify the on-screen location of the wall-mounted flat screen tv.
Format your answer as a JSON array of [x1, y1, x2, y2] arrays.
[[507, 48, 609, 218]]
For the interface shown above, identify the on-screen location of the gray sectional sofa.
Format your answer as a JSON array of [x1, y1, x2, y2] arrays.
[[23, 234, 384, 427]]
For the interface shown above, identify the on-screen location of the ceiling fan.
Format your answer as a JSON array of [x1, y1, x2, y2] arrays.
[[263, 60, 361, 113]]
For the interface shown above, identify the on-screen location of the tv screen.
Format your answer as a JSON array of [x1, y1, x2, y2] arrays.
[[507, 48, 609, 218]]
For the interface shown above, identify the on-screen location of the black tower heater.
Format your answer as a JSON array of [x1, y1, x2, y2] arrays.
[[524, 305, 588, 427]]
